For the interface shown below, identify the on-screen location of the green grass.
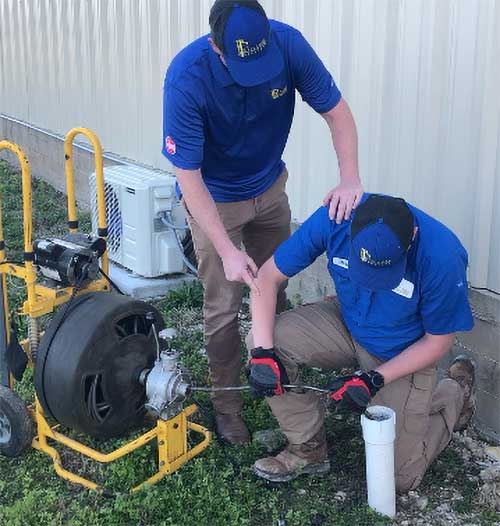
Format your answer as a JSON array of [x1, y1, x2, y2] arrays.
[[480, 510, 500, 526], [0, 160, 497, 526]]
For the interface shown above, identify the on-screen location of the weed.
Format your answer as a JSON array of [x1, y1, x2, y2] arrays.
[[0, 161, 492, 526]]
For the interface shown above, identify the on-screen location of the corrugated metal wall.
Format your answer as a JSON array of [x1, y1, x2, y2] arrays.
[[1, 0, 499, 291]]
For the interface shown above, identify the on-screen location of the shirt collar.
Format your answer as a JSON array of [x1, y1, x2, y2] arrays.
[[407, 217, 419, 262], [208, 44, 236, 87]]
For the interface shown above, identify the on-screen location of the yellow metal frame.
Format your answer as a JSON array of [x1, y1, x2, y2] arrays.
[[0, 133, 110, 317], [0, 130, 210, 493], [32, 401, 210, 493]]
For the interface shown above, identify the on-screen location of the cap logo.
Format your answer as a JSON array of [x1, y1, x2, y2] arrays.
[[271, 86, 288, 99], [360, 248, 391, 267], [360, 248, 371, 263], [235, 37, 267, 58]]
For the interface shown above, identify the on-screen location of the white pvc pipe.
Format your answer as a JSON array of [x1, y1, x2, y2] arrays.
[[361, 405, 396, 519]]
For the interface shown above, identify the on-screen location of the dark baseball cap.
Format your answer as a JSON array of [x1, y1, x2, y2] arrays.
[[209, 1, 284, 87], [349, 195, 415, 291]]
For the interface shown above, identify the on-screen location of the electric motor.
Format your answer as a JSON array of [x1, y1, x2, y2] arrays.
[[33, 233, 106, 287]]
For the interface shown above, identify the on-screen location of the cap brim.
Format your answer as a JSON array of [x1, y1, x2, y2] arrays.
[[225, 38, 284, 87], [348, 246, 407, 291]]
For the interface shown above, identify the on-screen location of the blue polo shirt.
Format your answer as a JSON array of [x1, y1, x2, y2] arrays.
[[162, 21, 341, 202], [274, 195, 474, 360]]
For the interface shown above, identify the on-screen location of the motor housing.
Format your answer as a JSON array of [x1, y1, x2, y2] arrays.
[[33, 233, 106, 287]]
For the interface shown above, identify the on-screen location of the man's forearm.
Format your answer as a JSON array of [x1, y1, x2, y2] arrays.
[[323, 98, 359, 183], [176, 168, 234, 258], [250, 259, 287, 348], [375, 333, 455, 384]]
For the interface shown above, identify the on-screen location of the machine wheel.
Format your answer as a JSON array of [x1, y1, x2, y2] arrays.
[[34, 292, 164, 439], [0, 385, 34, 457]]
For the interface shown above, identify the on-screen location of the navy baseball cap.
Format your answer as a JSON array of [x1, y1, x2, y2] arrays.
[[349, 195, 415, 291], [209, 1, 284, 87]]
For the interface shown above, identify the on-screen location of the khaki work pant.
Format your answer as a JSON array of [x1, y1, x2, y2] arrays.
[[246, 300, 465, 492], [185, 169, 291, 414]]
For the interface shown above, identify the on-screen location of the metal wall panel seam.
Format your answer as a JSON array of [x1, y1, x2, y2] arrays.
[[471, 0, 500, 291], [0, 0, 499, 289]]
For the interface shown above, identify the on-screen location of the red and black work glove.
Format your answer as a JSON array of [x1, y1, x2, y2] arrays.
[[247, 347, 289, 398], [327, 370, 385, 414]]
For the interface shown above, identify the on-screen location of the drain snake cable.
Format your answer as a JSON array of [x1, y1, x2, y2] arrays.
[[190, 384, 330, 394]]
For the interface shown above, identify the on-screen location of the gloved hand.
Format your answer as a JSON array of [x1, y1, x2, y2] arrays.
[[247, 347, 289, 398], [327, 370, 385, 414]]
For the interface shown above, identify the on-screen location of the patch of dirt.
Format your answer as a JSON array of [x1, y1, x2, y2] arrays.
[[393, 429, 499, 525]]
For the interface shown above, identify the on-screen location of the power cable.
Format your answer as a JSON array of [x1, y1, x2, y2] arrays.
[[159, 213, 190, 232], [470, 286, 500, 296], [161, 212, 198, 276], [98, 267, 124, 295]]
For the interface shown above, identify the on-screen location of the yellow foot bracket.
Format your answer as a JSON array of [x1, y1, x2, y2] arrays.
[[31, 401, 211, 493]]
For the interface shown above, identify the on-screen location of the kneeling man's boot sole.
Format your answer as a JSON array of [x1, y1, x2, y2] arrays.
[[447, 355, 476, 431], [252, 427, 330, 482]]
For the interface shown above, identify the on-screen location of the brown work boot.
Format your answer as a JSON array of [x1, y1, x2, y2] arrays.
[[448, 355, 476, 431], [252, 427, 330, 482], [215, 412, 250, 445]]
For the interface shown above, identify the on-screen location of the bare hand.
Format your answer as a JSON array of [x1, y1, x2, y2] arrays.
[[323, 180, 364, 224], [222, 248, 261, 295]]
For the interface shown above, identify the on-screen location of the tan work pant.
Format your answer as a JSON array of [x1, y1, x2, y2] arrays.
[[185, 169, 291, 414], [246, 300, 465, 492]]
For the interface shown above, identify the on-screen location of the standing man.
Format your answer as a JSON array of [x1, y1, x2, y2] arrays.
[[162, 0, 362, 444], [246, 194, 475, 491]]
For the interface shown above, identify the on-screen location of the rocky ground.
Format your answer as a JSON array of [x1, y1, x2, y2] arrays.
[[189, 300, 500, 526], [394, 430, 499, 525], [251, 413, 499, 526]]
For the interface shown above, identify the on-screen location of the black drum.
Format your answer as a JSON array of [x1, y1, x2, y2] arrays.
[[34, 292, 163, 438]]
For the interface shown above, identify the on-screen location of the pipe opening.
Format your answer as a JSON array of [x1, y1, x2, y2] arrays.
[[364, 407, 393, 421]]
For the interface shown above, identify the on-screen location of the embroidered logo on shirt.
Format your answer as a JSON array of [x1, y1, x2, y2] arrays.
[[271, 86, 288, 99], [165, 136, 176, 155], [392, 279, 414, 299], [332, 257, 349, 269], [235, 38, 267, 58], [360, 248, 391, 267]]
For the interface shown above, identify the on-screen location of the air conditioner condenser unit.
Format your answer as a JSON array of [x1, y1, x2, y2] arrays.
[[90, 165, 188, 278]]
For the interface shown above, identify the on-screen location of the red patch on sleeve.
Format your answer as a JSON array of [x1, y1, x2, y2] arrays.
[[165, 136, 176, 155]]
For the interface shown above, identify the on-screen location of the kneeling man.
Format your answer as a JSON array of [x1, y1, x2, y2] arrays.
[[247, 194, 475, 492]]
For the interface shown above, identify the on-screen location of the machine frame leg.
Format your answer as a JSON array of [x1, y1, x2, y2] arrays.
[[31, 400, 211, 493]]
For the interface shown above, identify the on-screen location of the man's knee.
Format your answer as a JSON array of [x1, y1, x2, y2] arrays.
[[395, 453, 427, 493], [396, 470, 424, 493], [273, 314, 294, 350]]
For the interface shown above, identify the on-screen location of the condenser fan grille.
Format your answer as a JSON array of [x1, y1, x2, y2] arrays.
[[90, 178, 122, 258], [104, 183, 121, 256]]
